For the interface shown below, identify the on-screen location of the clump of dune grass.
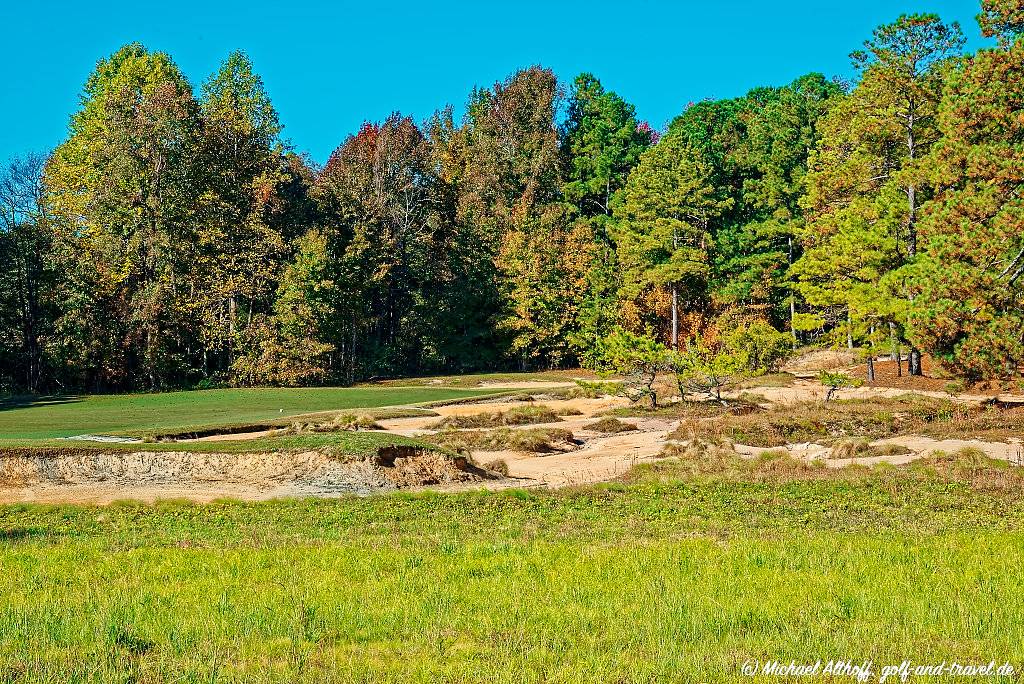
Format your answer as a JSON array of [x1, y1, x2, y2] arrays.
[[483, 458, 510, 476], [430, 404, 578, 430], [830, 439, 913, 460], [427, 427, 577, 454], [585, 417, 638, 433], [278, 413, 383, 435]]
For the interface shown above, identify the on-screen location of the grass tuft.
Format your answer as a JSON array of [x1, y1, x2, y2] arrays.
[[426, 427, 577, 453], [429, 404, 579, 429], [585, 417, 638, 433]]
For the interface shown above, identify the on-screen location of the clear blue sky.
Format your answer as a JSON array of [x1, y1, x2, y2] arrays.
[[2, 0, 987, 165]]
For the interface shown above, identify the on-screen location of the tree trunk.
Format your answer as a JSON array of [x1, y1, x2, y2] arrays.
[[905, 116, 923, 376], [788, 237, 797, 348], [866, 325, 876, 384], [671, 284, 678, 350], [909, 348, 922, 376]]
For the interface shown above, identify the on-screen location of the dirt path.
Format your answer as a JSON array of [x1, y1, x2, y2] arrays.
[[476, 380, 576, 389]]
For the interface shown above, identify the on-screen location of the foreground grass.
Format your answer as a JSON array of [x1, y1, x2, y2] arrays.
[[0, 387, 501, 440], [2, 457, 1023, 682]]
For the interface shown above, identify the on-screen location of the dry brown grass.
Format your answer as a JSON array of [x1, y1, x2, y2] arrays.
[[829, 439, 913, 460], [585, 417, 638, 433], [632, 439, 831, 483], [482, 458, 510, 476], [274, 413, 384, 436], [426, 427, 577, 454], [604, 398, 762, 420], [630, 441, 1024, 491], [667, 395, 1024, 447], [429, 404, 579, 430], [909, 447, 1024, 489]]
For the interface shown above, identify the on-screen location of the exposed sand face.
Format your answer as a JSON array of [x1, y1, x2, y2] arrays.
[[0, 450, 383, 504], [0, 447, 490, 505]]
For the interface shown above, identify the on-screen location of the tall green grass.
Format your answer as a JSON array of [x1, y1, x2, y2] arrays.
[[1, 469, 1022, 682]]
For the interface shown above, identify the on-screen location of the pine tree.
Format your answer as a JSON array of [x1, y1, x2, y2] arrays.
[[560, 73, 653, 365], [912, 2, 1024, 378], [614, 133, 732, 346], [795, 15, 963, 369]]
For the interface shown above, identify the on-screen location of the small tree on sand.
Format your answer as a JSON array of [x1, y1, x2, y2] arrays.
[[818, 370, 862, 401], [600, 328, 672, 409], [672, 335, 749, 405]]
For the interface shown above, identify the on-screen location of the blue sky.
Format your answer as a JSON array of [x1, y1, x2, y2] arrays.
[[1, 1, 987, 165]]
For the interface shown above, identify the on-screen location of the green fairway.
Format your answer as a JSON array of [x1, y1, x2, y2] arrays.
[[1, 460, 1022, 682], [0, 386, 501, 440]]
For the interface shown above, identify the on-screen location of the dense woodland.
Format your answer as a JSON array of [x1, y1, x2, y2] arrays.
[[1, 0, 1023, 392]]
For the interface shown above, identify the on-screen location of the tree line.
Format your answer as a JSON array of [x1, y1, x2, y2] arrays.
[[1, 0, 1022, 393]]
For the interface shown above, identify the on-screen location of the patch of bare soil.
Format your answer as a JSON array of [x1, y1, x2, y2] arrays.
[[0, 447, 494, 505], [747, 379, 980, 405]]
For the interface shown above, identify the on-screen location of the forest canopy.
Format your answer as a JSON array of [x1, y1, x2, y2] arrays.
[[2, 0, 1023, 392]]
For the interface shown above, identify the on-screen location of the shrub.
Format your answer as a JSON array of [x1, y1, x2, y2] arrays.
[[574, 379, 625, 398], [819, 370, 863, 401], [598, 328, 672, 409], [830, 439, 912, 459], [484, 459, 510, 476], [723, 320, 793, 373], [671, 335, 749, 404]]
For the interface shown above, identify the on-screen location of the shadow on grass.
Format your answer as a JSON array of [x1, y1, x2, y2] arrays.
[[0, 395, 82, 412]]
